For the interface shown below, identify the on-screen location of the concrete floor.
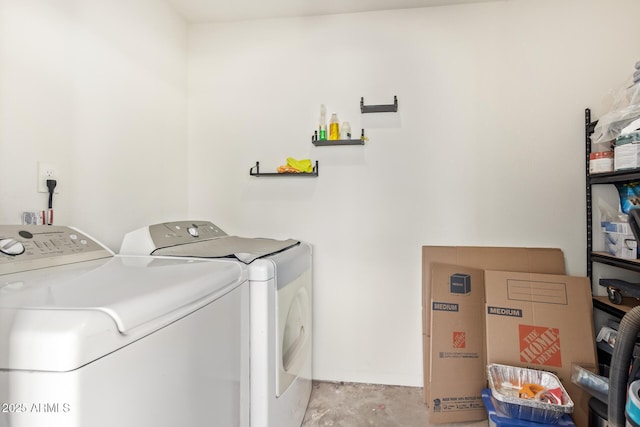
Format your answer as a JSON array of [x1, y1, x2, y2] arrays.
[[301, 381, 489, 427]]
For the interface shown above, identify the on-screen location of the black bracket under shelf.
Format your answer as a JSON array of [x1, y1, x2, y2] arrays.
[[591, 252, 640, 273], [312, 129, 366, 146], [249, 161, 318, 177], [589, 169, 640, 185], [593, 297, 628, 317], [360, 96, 398, 113]]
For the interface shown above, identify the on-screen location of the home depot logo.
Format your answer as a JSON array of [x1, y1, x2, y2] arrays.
[[453, 332, 465, 349], [519, 325, 562, 367]]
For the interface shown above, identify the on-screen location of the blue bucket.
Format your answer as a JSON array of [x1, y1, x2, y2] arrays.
[[626, 380, 640, 427]]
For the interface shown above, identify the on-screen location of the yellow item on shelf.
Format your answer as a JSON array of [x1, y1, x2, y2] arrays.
[[286, 158, 313, 173], [329, 113, 340, 140]]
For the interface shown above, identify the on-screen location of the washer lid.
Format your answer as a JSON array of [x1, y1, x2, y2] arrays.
[[0, 256, 246, 371], [0, 255, 246, 333]]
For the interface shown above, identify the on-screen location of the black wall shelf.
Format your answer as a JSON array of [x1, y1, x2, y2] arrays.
[[360, 96, 398, 113], [312, 129, 366, 146], [249, 161, 318, 177]]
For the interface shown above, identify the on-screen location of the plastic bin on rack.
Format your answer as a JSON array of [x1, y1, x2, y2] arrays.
[[482, 389, 576, 427]]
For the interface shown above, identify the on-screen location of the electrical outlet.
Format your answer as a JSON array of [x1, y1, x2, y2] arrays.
[[37, 161, 59, 193]]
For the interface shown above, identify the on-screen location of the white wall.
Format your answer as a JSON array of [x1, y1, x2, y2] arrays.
[[2, 0, 639, 390], [0, 0, 188, 250], [188, 0, 640, 386]]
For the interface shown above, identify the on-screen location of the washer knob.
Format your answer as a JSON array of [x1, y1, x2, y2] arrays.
[[0, 239, 25, 256], [188, 227, 199, 238]]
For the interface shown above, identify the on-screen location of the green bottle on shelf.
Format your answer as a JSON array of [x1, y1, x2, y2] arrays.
[[319, 104, 327, 140]]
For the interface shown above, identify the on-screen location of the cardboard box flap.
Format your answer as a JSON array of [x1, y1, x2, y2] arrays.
[[484, 270, 596, 368]]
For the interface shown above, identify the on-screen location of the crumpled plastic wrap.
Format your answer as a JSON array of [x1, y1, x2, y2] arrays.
[[571, 364, 608, 405], [592, 78, 640, 146]]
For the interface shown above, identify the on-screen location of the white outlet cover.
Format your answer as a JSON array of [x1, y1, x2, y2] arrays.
[[37, 161, 59, 193]]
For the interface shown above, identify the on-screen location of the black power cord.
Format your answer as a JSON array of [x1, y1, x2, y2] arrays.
[[46, 179, 57, 225], [46, 179, 57, 208]]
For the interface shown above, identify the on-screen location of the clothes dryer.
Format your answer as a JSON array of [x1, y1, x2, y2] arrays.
[[120, 220, 312, 427], [0, 225, 249, 427]]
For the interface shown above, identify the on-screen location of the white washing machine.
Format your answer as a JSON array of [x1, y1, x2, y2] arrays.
[[0, 225, 249, 427], [120, 220, 312, 427]]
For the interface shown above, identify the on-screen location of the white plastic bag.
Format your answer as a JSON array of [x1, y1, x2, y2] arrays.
[[592, 79, 640, 145]]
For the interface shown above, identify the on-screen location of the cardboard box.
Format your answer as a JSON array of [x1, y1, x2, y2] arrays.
[[615, 142, 640, 171], [484, 270, 598, 427], [604, 230, 637, 259], [589, 151, 614, 174], [422, 246, 566, 424], [429, 263, 486, 423]]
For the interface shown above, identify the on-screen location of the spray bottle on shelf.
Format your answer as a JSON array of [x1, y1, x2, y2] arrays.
[[319, 105, 327, 140], [341, 122, 351, 140], [329, 112, 340, 140]]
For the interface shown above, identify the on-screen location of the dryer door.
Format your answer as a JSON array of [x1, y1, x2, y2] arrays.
[[276, 270, 312, 397]]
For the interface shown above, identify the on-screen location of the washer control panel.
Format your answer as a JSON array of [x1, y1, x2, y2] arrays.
[[0, 225, 113, 275], [149, 221, 228, 250]]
